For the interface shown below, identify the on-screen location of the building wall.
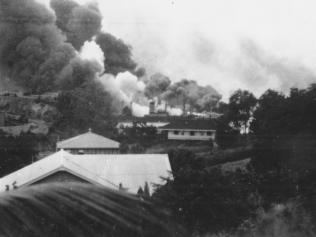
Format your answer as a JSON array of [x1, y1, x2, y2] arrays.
[[32, 171, 89, 185], [167, 130, 216, 141]]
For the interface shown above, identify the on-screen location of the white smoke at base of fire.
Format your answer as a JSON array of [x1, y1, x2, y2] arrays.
[[152, 98, 182, 116], [79, 41, 105, 73], [79, 40, 148, 116], [99, 72, 149, 116], [79, 40, 182, 117]]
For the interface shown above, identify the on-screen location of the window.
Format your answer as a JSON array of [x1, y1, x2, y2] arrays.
[[190, 131, 195, 136], [174, 131, 179, 135], [206, 131, 212, 136]]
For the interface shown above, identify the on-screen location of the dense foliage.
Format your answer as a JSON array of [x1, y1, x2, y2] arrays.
[[251, 86, 316, 173], [116, 124, 160, 153], [153, 150, 259, 234], [0, 132, 38, 177], [55, 81, 115, 136], [153, 85, 316, 235]]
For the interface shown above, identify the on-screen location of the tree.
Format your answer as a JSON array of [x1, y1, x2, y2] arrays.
[[55, 81, 114, 134], [228, 89, 257, 133], [215, 116, 240, 149], [117, 125, 158, 148], [250, 89, 286, 136], [167, 149, 204, 173], [153, 165, 259, 234], [0, 132, 38, 177], [121, 106, 132, 117], [250, 87, 316, 173]]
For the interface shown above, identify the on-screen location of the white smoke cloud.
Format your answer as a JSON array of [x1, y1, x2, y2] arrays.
[[99, 72, 148, 116], [79, 40, 105, 73], [167, 107, 182, 116], [154, 101, 182, 116], [131, 103, 149, 116], [116, 72, 145, 98]]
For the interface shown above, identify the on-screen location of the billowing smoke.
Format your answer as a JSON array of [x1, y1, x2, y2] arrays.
[[143, 73, 221, 115], [162, 79, 221, 113], [238, 39, 316, 94], [0, 0, 103, 93], [144, 73, 171, 99], [0, 0, 222, 119], [55, 57, 102, 90], [95, 33, 139, 76], [99, 72, 148, 116], [50, 0, 102, 50], [79, 40, 104, 72]]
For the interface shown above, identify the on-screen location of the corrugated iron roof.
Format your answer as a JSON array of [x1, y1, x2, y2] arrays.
[[0, 150, 172, 194], [56, 130, 120, 149]]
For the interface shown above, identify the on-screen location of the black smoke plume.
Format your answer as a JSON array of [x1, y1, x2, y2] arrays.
[[162, 79, 221, 113], [144, 73, 171, 99], [50, 0, 102, 50], [0, 0, 102, 93], [239, 39, 316, 92], [95, 32, 138, 76]]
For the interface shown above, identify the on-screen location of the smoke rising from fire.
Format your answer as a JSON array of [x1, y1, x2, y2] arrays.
[[79, 40, 104, 72], [162, 79, 222, 113], [144, 73, 171, 99], [0, 0, 223, 118], [0, 0, 141, 96], [99, 72, 148, 116], [50, 0, 102, 50], [95, 32, 139, 76], [0, 0, 104, 93]]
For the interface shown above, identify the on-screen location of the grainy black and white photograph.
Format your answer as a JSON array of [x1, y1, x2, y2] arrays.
[[0, 0, 316, 236]]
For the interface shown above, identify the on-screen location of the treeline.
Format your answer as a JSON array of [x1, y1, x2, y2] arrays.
[[0, 132, 39, 177], [152, 84, 316, 236]]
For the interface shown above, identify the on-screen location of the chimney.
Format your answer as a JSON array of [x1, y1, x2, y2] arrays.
[[130, 101, 133, 115], [149, 100, 155, 114]]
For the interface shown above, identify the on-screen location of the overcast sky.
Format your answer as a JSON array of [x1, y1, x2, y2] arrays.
[[43, 0, 316, 99]]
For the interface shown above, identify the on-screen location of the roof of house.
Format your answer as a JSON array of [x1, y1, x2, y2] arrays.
[[0, 150, 172, 194], [158, 119, 217, 131], [56, 129, 120, 149]]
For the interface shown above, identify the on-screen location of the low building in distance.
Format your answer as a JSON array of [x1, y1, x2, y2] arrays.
[[116, 115, 170, 133], [158, 119, 217, 141], [0, 150, 172, 194], [57, 129, 120, 154]]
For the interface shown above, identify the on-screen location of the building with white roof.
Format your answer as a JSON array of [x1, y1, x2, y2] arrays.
[[56, 129, 120, 154], [0, 150, 172, 194], [158, 119, 217, 141]]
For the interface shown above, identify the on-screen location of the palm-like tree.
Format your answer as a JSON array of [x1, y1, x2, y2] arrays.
[[0, 183, 185, 237]]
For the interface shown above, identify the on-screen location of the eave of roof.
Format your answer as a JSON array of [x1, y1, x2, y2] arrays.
[[0, 151, 172, 194], [56, 131, 120, 149]]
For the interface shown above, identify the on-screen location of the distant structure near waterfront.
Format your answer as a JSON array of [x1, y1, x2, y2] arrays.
[[57, 129, 120, 154]]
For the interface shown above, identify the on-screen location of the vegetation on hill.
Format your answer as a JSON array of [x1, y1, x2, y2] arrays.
[[1, 76, 316, 235], [0, 131, 38, 177], [151, 84, 316, 236]]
